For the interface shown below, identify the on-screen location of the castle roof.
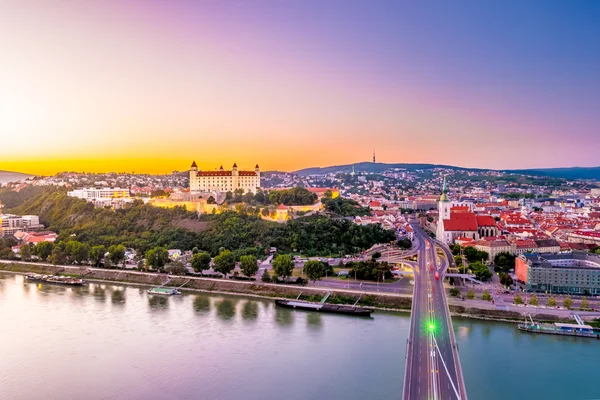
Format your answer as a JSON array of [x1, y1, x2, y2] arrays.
[[233, 163, 238, 168], [191, 161, 197, 168], [196, 171, 257, 177]]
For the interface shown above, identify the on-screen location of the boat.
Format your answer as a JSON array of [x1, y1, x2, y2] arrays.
[[147, 287, 181, 296], [25, 274, 85, 286], [275, 292, 373, 317], [518, 314, 600, 339]]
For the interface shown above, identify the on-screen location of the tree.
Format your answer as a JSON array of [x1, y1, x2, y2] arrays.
[[239, 255, 259, 277], [514, 294, 524, 305], [213, 249, 236, 276], [108, 244, 126, 266], [261, 269, 271, 283], [207, 196, 216, 204], [469, 261, 492, 281], [145, 247, 169, 271], [90, 245, 106, 267], [449, 287, 460, 297], [191, 252, 212, 275], [20, 244, 32, 261], [303, 260, 325, 283], [466, 289, 475, 300], [494, 252, 516, 273], [547, 296, 557, 307], [563, 296, 573, 309], [529, 294, 538, 306], [482, 290, 492, 301], [272, 254, 294, 282], [70, 242, 90, 264], [50, 247, 66, 265], [397, 238, 412, 250], [165, 261, 187, 275], [499, 273, 513, 287], [581, 297, 590, 310], [35, 241, 53, 261]]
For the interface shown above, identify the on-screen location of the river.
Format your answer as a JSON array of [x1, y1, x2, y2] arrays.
[[0, 273, 598, 400]]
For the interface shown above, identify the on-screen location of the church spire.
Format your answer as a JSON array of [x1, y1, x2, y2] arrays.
[[439, 175, 450, 202]]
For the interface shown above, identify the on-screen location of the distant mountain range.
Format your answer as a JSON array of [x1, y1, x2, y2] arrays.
[[0, 170, 33, 185], [292, 162, 600, 180]]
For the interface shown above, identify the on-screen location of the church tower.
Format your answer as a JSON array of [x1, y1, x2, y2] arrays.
[[436, 176, 452, 241]]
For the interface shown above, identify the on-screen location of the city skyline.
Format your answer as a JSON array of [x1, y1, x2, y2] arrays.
[[1, 1, 599, 175]]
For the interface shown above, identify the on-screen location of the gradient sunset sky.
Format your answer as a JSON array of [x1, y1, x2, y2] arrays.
[[1, 1, 599, 175]]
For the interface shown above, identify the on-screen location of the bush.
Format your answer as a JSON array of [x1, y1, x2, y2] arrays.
[[449, 287, 461, 297], [482, 290, 492, 301], [466, 289, 475, 300]]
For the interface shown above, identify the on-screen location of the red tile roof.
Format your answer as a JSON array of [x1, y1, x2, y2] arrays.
[[476, 215, 496, 227], [443, 212, 478, 231]]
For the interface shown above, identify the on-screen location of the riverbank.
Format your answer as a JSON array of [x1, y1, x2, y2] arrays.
[[0, 261, 585, 323]]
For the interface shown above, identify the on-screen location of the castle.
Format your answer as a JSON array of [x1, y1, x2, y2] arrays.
[[189, 161, 261, 193]]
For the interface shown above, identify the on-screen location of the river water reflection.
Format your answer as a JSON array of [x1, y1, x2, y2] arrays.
[[1, 273, 598, 400]]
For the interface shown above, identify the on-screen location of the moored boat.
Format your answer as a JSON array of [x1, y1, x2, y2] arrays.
[[518, 314, 600, 339], [25, 274, 85, 286], [275, 292, 373, 317], [147, 287, 181, 296]]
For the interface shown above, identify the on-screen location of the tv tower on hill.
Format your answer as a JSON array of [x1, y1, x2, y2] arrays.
[[372, 149, 376, 163]]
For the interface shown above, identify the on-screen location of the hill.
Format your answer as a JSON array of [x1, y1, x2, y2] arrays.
[[292, 162, 600, 181], [293, 162, 484, 176], [11, 191, 394, 257], [503, 167, 600, 181], [0, 170, 33, 185]]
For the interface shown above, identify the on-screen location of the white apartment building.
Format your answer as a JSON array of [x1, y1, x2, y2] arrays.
[[67, 187, 130, 200], [0, 214, 45, 236]]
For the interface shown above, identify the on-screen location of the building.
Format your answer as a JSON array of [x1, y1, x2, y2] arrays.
[[67, 187, 132, 209], [567, 231, 600, 246], [68, 187, 130, 200], [189, 162, 261, 193], [516, 252, 600, 295], [474, 239, 516, 262], [1, 212, 45, 236]]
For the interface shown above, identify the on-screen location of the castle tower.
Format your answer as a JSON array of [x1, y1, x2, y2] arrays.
[[232, 163, 239, 190], [254, 164, 261, 187], [189, 161, 198, 191]]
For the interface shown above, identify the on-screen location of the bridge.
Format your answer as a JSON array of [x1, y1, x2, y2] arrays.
[[403, 223, 468, 399]]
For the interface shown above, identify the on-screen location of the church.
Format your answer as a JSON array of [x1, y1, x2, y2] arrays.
[[189, 161, 261, 194], [436, 177, 499, 244]]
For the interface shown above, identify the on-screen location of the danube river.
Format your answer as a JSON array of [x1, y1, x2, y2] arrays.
[[1, 273, 599, 400]]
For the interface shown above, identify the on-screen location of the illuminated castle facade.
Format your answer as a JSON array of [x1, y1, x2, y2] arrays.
[[189, 161, 261, 193]]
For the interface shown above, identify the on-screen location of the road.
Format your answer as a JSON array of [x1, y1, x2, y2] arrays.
[[403, 223, 467, 400]]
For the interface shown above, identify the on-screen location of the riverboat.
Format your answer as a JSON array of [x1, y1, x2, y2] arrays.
[[25, 274, 85, 286], [147, 287, 181, 296], [275, 292, 373, 317], [518, 316, 600, 339]]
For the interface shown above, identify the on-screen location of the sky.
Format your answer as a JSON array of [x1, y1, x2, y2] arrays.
[[1, 1, 599, 175]]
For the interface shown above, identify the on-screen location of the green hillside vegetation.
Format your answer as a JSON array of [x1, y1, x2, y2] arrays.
[[12, 191, 394, 258], [0, 186, 60, 209]]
